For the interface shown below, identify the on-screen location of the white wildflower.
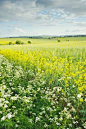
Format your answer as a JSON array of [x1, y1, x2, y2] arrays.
[[69, 124, 72, 127], [39, 112, 43, 115], [1, 116, 6, 121], [37, 88, 40, 91], [7, 113, 14, 119], [66, 113, 71, 119], [42, 81, 45, 84], [73, 85, 75, 88], [44, 123, 48, 127], [28, 119, 32, 123], [4, 101, 9, 104], [67, 77, 71, 79], [71, 107, 76, 112], [0, 111, 2, 114], [64, 107, 67, 112], [12, 106, 16, 108], [59, 117, 63, 121], [15, 70, 20, 78], [77, 94, 82, 98], [11, 96, 17, 100], [0, 103, 3, 107], [35, 117, 40, 123], [58, 77, 65, 81], [4, 104, 8, 108], [83, 122, 86, 129], [56, 122, 61, 125], [67, 103, 71, 106], [16, 124, 18, 127], [49, 118, 53, 121], [3, 85, 6, 89]]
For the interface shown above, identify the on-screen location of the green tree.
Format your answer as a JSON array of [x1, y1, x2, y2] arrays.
[[15, 40, 22, 44]]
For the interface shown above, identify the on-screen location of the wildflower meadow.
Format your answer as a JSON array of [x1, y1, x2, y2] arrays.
[[0, 39, 86, 129]]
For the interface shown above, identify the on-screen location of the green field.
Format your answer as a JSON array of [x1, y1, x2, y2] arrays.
[[0, 36, 86, 45]]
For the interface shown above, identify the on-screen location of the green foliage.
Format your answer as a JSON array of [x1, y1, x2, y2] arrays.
[[28, 41, 31, 44], [15, 40, 22, 44]]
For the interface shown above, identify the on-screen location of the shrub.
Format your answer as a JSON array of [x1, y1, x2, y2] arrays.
[[9, 42, 12, 45], [28, 41, 31, 44], [58, 40, 60, 42], [15, 40, 22, 44]]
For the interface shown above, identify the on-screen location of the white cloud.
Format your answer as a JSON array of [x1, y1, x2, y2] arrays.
[[15, 27, 26, 34], [0, 0, 86, 37], [72, 28, 86, 34], [73, 21, 86, 27]]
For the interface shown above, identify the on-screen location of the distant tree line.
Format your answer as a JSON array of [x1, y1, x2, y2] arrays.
[[7, 34, 86, 39]]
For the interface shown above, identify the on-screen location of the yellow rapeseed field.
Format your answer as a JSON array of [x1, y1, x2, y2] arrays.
[[0, 42, 86, 96]]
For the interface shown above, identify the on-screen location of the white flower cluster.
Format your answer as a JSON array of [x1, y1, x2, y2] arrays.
[[1, 112, 14, 121]]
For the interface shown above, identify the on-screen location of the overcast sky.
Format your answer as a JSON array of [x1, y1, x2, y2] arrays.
[[0, 0, 86, 37]]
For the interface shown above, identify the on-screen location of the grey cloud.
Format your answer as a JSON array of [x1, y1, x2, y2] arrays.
[[36, 0, 86, 16], [0, 0, 37, 22], [0, 0, 86, 28], [36, 0, 54, 7], [0, 0, 60, 26]]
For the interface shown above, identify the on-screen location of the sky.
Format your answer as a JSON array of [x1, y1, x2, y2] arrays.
[[0, 0, 86, 37]]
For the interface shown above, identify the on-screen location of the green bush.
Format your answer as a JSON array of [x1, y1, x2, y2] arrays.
[[9, 42, 12, 45], [58, 40, 60, 42], [15, 40, 22, 44], [28, 41, 31, 44]]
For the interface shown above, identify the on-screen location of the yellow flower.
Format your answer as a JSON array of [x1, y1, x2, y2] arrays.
[[80, 98, 84, 102]]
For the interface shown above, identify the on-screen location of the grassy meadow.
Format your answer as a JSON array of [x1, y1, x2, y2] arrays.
[[0, 37, 86, 129], [0, 36, 86, 45]]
